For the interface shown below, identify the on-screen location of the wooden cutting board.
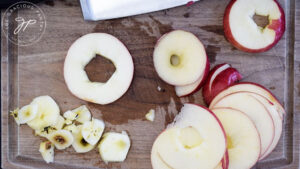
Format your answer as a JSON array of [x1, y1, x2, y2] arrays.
[[1, 0, 299, 168]]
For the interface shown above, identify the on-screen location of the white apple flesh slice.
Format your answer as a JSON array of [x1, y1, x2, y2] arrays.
[[210, 92, 275, 157], [224, 0, 285, 52], [202, 63, 242, 104], [175, 60, 209, 97], [98, 131, 131, 163], [210, 82, 285, 119], [212, 108, 261, 169], [151, 103, 226, 169], [64, 33, 134, 105], [153, 30, 208, 86], [249, 93, 282, 160], [152, 137, 227, 169]]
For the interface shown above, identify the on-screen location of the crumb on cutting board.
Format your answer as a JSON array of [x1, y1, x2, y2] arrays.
[[145, 109, 155, 122]]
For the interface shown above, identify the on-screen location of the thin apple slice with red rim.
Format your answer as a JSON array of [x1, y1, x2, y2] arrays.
[[212, 108, 261, 169], [209, 91, 275, 157], [222, 150, 229, 169], [249, 93, 283, 160], [153, 30, 208, 86], [215, 150, 229, 169], [202, 63, 242, 105], [224, 0, 285, 52], [175, 60, 210, 97], [151, 103, 226, 169], [209, 82, 285, 119]]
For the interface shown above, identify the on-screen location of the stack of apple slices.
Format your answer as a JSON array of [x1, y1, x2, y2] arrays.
[[151, 103, 227, 169], [153, 30, 210, 97], [209, 83, 284, 162], [152, 62, 284, 168], [11, 96, 131, 164]]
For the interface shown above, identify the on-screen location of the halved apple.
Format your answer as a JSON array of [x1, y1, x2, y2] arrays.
[[151, 103, 226, 169], [212, 108, 261, 169], [202, 63, 242, 104], [209, 91, 275, 157], [153, 30, 208, 86], [249, 93, 282, 160], [224, 0, 285, 52], [175, 60, 210, 97], [209, 82, 285, 119]]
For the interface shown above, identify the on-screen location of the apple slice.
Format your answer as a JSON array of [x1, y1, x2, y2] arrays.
[[152, 139, 228, 169], [175, 60, 210, 97], [151, 103, 226, 169], [249, 93, 282, 160], [151, 137, 173, 169], [224, 0, 285, 52], [212, 108, 261, 169], [209, 92, 275, 157], [222, 150, 229, 169], [215, 151, 229, 169], [202, 63, 242, 104], [64, 33, 134, 105], [209, 82, 285, 119], [153, 30, 208, 86]]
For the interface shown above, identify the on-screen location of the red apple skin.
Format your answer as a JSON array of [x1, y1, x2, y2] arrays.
[[223, 0, 285, 53], [222, 150, 229, 169], [178, 57, 210, 97], [219, 82, 285, 115], [202, 64, 242, 105]]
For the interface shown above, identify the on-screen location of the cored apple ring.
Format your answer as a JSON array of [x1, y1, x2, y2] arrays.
[[224, 0, 285, 52], [64, 33, 134, 105]]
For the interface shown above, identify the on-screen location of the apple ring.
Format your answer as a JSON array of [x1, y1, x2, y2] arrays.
[[64, 33, 134, 105], [224, 0, 285, 52], [153, 30, 208, 86]]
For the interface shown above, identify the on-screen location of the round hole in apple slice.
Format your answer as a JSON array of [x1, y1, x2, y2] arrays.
[[84, 54, 116, 83]]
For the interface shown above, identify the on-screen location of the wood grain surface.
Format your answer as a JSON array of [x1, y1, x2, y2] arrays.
[[1, 0, 299, 168]]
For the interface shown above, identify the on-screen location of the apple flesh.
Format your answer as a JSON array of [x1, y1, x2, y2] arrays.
[[175, 59, 210, 97], [210, 91, 275, 157], [64, 33, 134, 105], [153, 30, 208, 86], [212, 108, 261, 169], [249, 93, 282, 160], [209, 82, 285, 119], [152, 132, 227, 169], [215, 151, 229, 169], [224, 0, 285, 52], [151, 103, 226, 169], [202, 63, 242, 105]]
